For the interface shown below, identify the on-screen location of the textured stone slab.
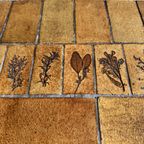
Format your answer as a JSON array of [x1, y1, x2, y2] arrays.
[[64, 45, 94, 94], [137, 1, 144, 24], [108, 1, 144, 42], [0, 98, 97, 144], [124, 44, 144, 94], [99, 97, 144, 144], [0, 46, 7, 72], [30, 45, 62, 95], [2, 0, 41, 42], [40, 0, 74, 43], [95, 44, 130, 94], [76, 0, 110, 43], [0, 45, 34, 95]]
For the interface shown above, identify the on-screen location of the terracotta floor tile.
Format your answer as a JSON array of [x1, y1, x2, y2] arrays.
[[99, 97, 144, 144], [2, 0, 41, 43], [76, 0, 111, 43], [108, 1, 144, 42], [95, 44, 130, 94], [0, 46, 7, 73], [0, 45, 34, 95], [0, 98, 97, 144], [124, 44, 144, 94], [30, 45, 62, 95], [64, 45, 94, 94], [40, 0, 74, 43], [137, 1, 144, 24]]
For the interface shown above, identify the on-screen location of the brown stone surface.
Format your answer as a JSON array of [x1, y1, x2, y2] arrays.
[[2, 0, 41, 43], [95, 44, 130, 94], [138, 1, 144, 23], [124, 44, 144, 94], [76, 0, 111, 43], [40, 0, 74, 43], [99, 97, 144, 144], [30, 45, 62, 95], [0, 46, 7, 72], [0, 98, 97, 144], [0, 45, 34, 95], [108, 1, 144, 42]]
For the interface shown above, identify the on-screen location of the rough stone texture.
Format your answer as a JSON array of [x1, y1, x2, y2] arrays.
[[30, 45, 62, 95], [108, 1, 144, 42], [0, 46, 7, 72], [95, 44, 130, 94], [99, 97, 144, 144], [40, 0, 74, 43], [64, 45, 94, 94], [0, 45, 34, 95], [0, 98, 98, 144], [76, 0, 111, 43], [124, 44, 144, 94], [137, 1, 144, 23], [2, 0, 41, 43]]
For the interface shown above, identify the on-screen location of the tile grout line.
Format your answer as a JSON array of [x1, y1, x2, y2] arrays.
[[73, 0, 77, 44]]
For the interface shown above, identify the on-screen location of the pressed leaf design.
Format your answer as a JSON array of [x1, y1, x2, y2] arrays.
[[133, 55, 144, 71], [83, 54, 91, 68]]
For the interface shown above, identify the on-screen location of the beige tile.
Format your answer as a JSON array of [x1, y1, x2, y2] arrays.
[[76, 0, 111, 43], [108, 1, 144, 42], [0, 98, 97, 144], [30, 45, 62, 95], [137, 1, 144, 23], [64, 45, 94, 94], [99, 97, 144, 144], [40, 0, 74, 43], [0, 46, 7, 73], [95, 44, 130, 94]]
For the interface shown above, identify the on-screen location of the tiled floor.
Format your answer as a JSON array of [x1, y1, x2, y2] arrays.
[[0, 0, 144, 144]]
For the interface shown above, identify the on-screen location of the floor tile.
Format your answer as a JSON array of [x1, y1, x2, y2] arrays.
[[40, 0, 74, 43], [108, 1, 144, 42], [0, 45, 34, 95], [30, 45, 62, 95], [99, 97, 144, 144], [0, 98, 97, 144], [64, 45, 94, 94], [2, 0, 41, 43], [0, 46, 7, 72], [95, 44, 130, 94], [76, 0, 111, 43], [137, 1, 144, 24], [124, 44, 144, 94]]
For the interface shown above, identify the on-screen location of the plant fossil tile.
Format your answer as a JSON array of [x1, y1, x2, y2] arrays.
[[0, 46, 7, 73], [0, 98, 98, 144], [2, 0, 41, 43], [64, 45, 94, 94], [30, 45, 62, 95], [0, 45, 34, 95], [99, 97, 144, 144], [95, 44, 130, 94], [124, 44, 144, 94]]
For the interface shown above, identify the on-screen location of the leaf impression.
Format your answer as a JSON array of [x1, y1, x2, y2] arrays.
[[83, 54, 91, 68]]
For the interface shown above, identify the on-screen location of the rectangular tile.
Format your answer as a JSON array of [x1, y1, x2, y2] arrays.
[[108, 1, 144, 42], [76, 0, 111, 43], [30, 45, 62, 95], [137, 1, 144, 25], [99, 97, 144, 144], [2, 0, 41, 43], [64, 45, 94, 94], [0, 46, 7, 72], [0, 45, 34, 95], [0, 98, 97, 144], [40, 0, 74, 43], [95, 44, 130, 94], [124, 44, 144, 94]]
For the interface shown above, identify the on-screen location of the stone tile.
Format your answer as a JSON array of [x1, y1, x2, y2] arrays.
[[76, 0, 111, 43], [2, 0, 41, 43], [99, 97, 144, 144], [64, 45, 94, 94], [0, 45, 34, 95], [30, 45, 62, 95], [40, 0, 74, 43], [0, 98, 97, 144], [0, 46, 7, 73], [137, 1, 144, 23], [108, 1, 144, 42], [95, 44, 130, 94], [124, 44, 144, 94]]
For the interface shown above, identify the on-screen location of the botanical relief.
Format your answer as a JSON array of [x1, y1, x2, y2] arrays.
[[133, 55, 144, 71]]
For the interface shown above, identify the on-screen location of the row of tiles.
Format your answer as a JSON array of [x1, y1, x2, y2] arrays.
[[0, 97, 143, 144], [0, 0, 144, 43], [0, 44, 144, 95]]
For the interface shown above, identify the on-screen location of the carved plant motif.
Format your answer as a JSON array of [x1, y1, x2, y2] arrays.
[[99, 51, 125, 92], [8, 55, 28, 91], [133, 55, 144, 71], [70, 51, 91, 93], [39, 52, 59, 87]]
